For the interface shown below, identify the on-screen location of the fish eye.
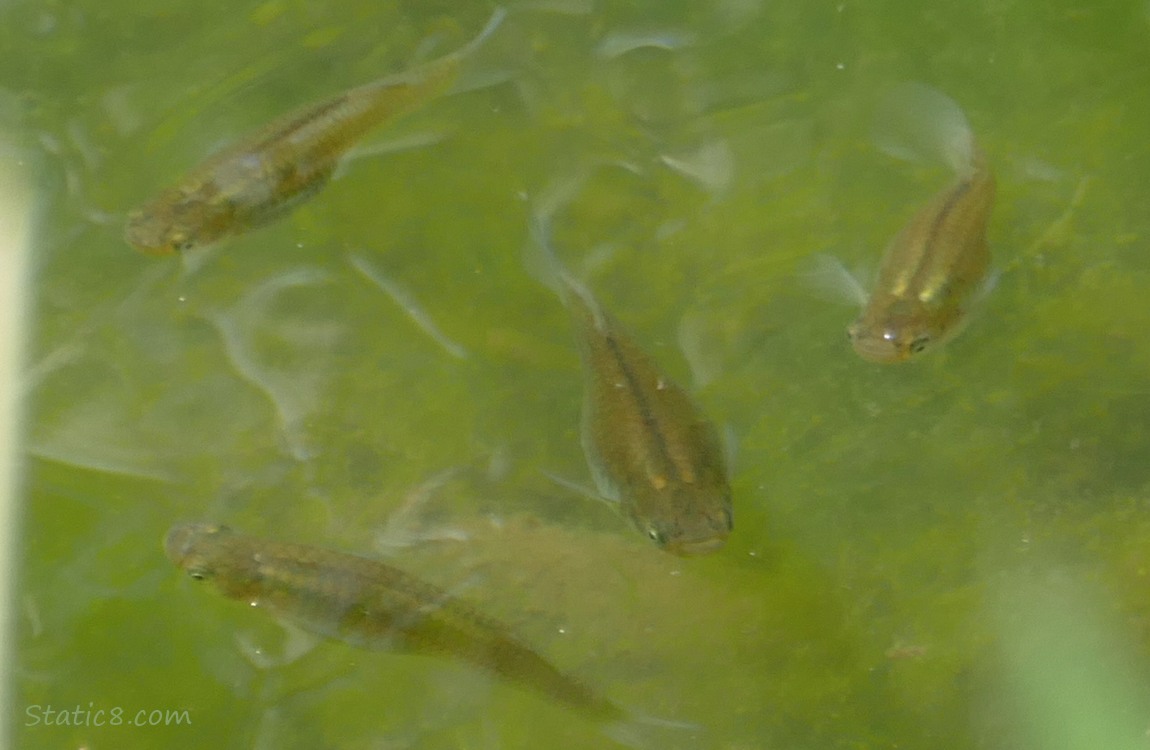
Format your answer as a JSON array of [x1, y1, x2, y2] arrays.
[[908, 334, 931, 354], [167, 232, 193, 253], [186, 567, 209, 581], [646, 527, 666, 545]]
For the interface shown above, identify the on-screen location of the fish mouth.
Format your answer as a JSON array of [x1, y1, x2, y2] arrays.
[[849, 334, 907, 364], [124, 211, 184, 256], [665, 535, 728, 556], [123, 211, 160, 253]]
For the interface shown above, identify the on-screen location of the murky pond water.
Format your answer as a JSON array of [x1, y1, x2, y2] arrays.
[[4, 1, 1150, 748]]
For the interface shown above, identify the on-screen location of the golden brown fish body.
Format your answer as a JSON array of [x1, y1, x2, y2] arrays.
[[848, 82, 997, 364], [848, 149, 994, 363], [126, 9, 505, 255], [164, 522, 624, 722], [560, 277, 733, 556]]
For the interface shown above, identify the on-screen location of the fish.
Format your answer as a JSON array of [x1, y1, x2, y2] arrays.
[[527, 207, 733, 556], [164, 522, 627, 724], [847, 83, 996, 363], [125, 8, 506, 255]]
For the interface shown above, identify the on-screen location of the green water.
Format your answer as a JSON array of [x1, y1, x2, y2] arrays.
[[5, 0, 1150, 748]]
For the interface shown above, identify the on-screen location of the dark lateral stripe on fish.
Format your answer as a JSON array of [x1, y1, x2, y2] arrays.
[[600, 326, 688, 484], [924, 178, 973, 253], [247, 93, 360, 152], [907, 177, 975, 290]]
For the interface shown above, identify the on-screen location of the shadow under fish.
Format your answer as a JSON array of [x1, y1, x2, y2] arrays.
[[125, 8, 506, 255]]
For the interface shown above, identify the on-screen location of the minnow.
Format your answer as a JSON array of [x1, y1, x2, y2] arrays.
[[125, 8, 506, 255], [847, 83, 996, 363], [164, 523, 625, 723], [527, 210, 733, 556]]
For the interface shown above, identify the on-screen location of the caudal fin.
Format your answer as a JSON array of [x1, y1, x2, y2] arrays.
[[457, 6, 508, 60], [416, 7, 508, 65], [402, 7, 510, 95], [521, 169, 607, 328]]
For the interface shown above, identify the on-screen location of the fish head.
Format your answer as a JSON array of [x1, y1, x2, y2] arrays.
[[633, 486, 733, 557], [163, 522, 253, 594], [124, 188, 213, 255], [847, 303, 941, 363]]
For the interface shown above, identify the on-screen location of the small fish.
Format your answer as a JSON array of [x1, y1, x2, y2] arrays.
[[125, 8, 506, 255], [164, 523, 626, 723], [527, 210, 733, 556], [847, 83, 996, 363]]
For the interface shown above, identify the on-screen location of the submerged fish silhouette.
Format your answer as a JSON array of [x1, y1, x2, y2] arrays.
[[165, 522, 627, 723], [126, 8, 505, 255], [526, 204, 733, 556]]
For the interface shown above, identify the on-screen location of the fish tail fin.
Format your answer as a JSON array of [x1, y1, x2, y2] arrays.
[[523, 206, 566, 296], [871, 82, 978, 179], [426, 7, 512, 95], [402, 7, 509, 96], [523, 169, 606, 327], [457, 7, 509, 61]]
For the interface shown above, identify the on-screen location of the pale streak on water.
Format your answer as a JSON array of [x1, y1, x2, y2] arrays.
[[203, 266, 337, 462], [595, 28, 697, 59], [659, 138, 735, 199], [333, 129, 449, 182], [234, 622, 319, 670], [676, 309, 724, 389], [347, 251, 469, 360], [374, 466, 471, 556], [21, 261, 169, 395], [23, 264, 180, 483], [26, 441, 175, 483]]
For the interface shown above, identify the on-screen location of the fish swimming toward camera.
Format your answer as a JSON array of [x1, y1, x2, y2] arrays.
[[125, 8, 505, 255], [846, 82, 996, 363], [164, 522, 628, 723], [527, 211, 733, 556]]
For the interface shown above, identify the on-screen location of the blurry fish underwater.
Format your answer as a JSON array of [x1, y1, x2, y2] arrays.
[[125, 8, 506, 255], [525, 189, 733, 557], [842, 82, 996, 363], [165, 523, 628, 722]]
